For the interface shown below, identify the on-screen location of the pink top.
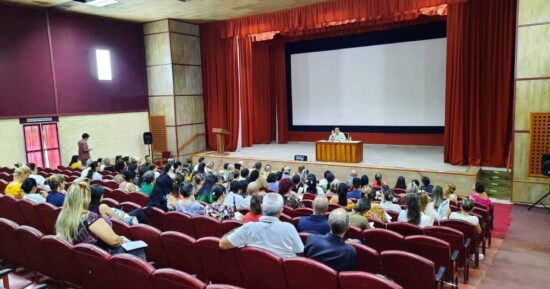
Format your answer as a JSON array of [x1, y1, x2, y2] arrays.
[[469, 192, 491, 208]]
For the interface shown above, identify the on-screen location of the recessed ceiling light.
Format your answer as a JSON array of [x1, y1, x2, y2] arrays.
[[75, 0, 119, 8]]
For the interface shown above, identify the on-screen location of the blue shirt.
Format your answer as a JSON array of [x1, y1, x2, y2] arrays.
[[304, 233, 357, 272], [46, 191, 65, 207], [297, 215, 330, 235], [267, 182, 279, 192], [346, 189, 361, 200]]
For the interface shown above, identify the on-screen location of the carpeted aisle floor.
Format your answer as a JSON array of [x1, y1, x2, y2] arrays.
[[492, 203, 513, 239]]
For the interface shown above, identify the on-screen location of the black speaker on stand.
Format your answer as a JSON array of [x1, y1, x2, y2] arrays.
[[528, 154, 550, 211], [143, 132, 153, 163]]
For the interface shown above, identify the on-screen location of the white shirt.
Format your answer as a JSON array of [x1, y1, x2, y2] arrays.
[[23, 193, 46, 204], [227, 215, 304, 258], [297, 186, 325, 195], [381, 201, 402, 214], [329, 132, 347, 142], [223, 192, 245, 210], [240, 196, 252, 210], [80, 168, 103, 181], [397, 210, 434, 228], [449, 212, 479, 226]]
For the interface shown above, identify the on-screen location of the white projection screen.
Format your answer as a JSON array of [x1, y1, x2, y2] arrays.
[[288, 24, 446, 132]]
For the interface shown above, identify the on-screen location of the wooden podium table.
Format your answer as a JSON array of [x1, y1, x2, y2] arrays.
[[212, 128, 230, 155], [316, 141, 364, 163]]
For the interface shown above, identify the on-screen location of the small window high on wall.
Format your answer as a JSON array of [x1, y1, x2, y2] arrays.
[[95, 49, 112, 80], [22, 121, 61, 168]]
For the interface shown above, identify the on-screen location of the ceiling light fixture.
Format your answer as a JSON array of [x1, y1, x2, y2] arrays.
[[76, 0, 119, 7]]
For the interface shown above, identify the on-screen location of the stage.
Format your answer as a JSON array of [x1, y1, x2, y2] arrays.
[[193, 142, 481, 195]]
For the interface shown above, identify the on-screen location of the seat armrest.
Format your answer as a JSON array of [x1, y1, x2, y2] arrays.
[[464, 238, 471, 248], [451, 249, 460, 262], [436, 266, 446, 283], [0, 268, 12, 278]]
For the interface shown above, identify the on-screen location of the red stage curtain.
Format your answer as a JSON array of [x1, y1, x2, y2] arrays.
[[238, 36, 254, 148], [270, 43, 288, 144], [251, 42, 275, 144], [444, 0, 516, 166]]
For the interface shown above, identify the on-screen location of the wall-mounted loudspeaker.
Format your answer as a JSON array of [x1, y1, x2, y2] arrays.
[[542, 154, 550, 177], [143, 132, 153, 145]]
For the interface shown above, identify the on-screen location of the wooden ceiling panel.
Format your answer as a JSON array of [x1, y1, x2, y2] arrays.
[[1, 0, 330, 23]]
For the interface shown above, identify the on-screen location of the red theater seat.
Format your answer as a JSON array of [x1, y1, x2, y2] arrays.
[[237, 246, 287, 289], [152, 268, 207, 289], [111, 253, 155, 289], [284, 257, 338, 289], [440, 219, 480, 268], [193, 215, 223, 238], [346, 241, 382, 274], [127, 192, 148, 207], [74, 243, 119, 289], [15, 226, 51, 277], [160, 231, 203, 278], [424, 225, 469, 282], [362, 228, 405, 252], [105, 189, 128, 203], [163, 211, 195, 237], [36, 202, 61, 235], [367, 217, 386, 229], [41, 235, 82, 287], [120, 201, 141, 213], [386, 210, 400, 221], [299, 232, 310, 244], [18, 199, 44, 231], [0, 218, 30, 267], [327, 203, 341, 212], [381, 250, 443, 289], [128, 224, 168, 268], [387, 222, 424, 237], [103, 181, 120, 190], [195, 237, 243, 286], [344, 226, 363, 240], [279, 213, 292, 223], [406, 235, 458, 285], [221, 220, 242, 234], [294, 207, 313, 217], [339, 271, 403, 289], [111, 219, 131, 238], [0, 179, 8, 193], [0, 195, 25, 224], [100, 197, 121, 209], [303, 193, 316, 200], [206, 285, 244, 289], [303, 199, 313, 208], [146, 206, 166, 229], [283, 205, 295, 217]]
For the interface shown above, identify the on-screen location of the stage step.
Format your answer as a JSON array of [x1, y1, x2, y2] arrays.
[[479, 170, 511, 201]]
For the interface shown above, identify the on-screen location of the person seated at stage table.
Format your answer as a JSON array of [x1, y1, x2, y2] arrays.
[[328, 127, 347, 142], [279, 178, 303, 209], [298, 195, 330, 235], [220, 193, 304, 258], [469, 182, 492, 208], [420, 176, 434, 195], [346, 177, 362, 200], [304, 208, 357, 272]]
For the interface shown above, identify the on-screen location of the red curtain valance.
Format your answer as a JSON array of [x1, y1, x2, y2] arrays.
[[204, 0, 466, 38]]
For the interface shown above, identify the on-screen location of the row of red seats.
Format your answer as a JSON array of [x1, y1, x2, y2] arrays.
[[0, 218, 242, 289]]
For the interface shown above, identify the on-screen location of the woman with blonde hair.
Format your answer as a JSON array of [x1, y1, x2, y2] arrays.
[[45, 174, 66, 207], [4, 165, 31, 199], [56, 180, 126, 250], [327, 179, 341, 203]]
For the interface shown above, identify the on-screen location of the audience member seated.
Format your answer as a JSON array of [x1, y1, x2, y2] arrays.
[[56, 180, 129, 253], [243, 195, 263, 223], [431, 185, 445, 218], [255, 177, 269, 195], [219, 193, 304, 258], [362, 186, 389, 222], [139, 171, 156, 196], [175, 181, 205, 216], [437, 184, 457, 219], [146, 172, 175, 212], [4, 165, 31, 199], [205, 184, 235, 220], [81, 161, 103, 181], [90, 185, 141, 225], [380, 188, 401, 214], [240, 182, 259, 209], [119, 170, 139, 193], [394, 175, 407, 190], [298, 196, 330, 235], [102, 157, 114, 172], [279, 178, 303, 209], [346, 170, 358, 185], [420, 191, 439, 221], [360, 174, 369, 191], [248, 169, 260, 183], [370, 172, 385, 190], [298, 173, 324, 195], [326, 178, 340, 200], [469, 182, 492, 208], [223, 180, 247, 210], [45, 174, 66, 207], [349, 199, 372, 230], [304, 208, 357, 272], [26, 163, 48, 191], [448, 197, 483, 260], [346, 177, 362, 199], [420, 176, 434, 195], [406, 181, 420, 194], [69, 155, 81, 169], [21, 178, 46, 204], [195, 174, 216, 204], [113, 161, 127, 184], [398, 193, 434, 227]]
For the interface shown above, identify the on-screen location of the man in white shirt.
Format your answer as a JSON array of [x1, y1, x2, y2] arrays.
[[328, 127, 347, 142], [219, 193, 304, 258]]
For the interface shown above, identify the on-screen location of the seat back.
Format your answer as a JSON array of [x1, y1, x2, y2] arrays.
[[0, 179, 8, 194], [387, 222, 424, 237], [36, 202, 61, 235], [105, 189, 128, 203], [381, 250, 436, 289], [163, 211, 195, 237], [0, 195, 25, 224], [127, 192, 148, 207], [386, 210, 400, 222], [440, 219, 477, 251], [111, 219, 132, 238], [344, 226, 363, 240], [302, 199, 313, 208], [74, 243, 119, 289], [279, 213, 292, 223], [0, 218, 29, 266], [346, 242, 381, 274], [424, 226, 465, 267], [294, 207, 313, 217], [303, 193, 316, 200], [195, 237, 243, 286], [152, 268, 206, 289], [205, 285, 244, 289], [406, 235, 453, 281], [160, 231, 203, 277], [339, 271, 403, 289], [128, 224, 168, 267], [362, 229, 405, 252], [193, 215, 223, 238], [283, 257, 338, 289], [238, 246, 287, 289], [367, 217, 386, 229], [111, 253, 155, 289], [15, 226, 50, 275], [18, 199, 43, 231], [103, 181, 120, 190], [299, 232, 310, 244], [100, 198, 120, 209], [282, 205, 295, 217], [40, 235, 82, 286], [221, 220, 242, 234], [145, 206, 166, 229], [120, 201, 141, 213], [327, 203, 341, 212]]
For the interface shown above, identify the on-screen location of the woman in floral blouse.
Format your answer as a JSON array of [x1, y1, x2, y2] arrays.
[[361, 185, 389, 222], [204, 184, 235, 220]]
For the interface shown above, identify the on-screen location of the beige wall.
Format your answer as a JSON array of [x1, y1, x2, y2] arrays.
[[0, 112, 150, 168], [512, 0, 550, 205]]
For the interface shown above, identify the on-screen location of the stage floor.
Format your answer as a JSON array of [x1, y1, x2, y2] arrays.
[[229, 142, 470, 172]]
